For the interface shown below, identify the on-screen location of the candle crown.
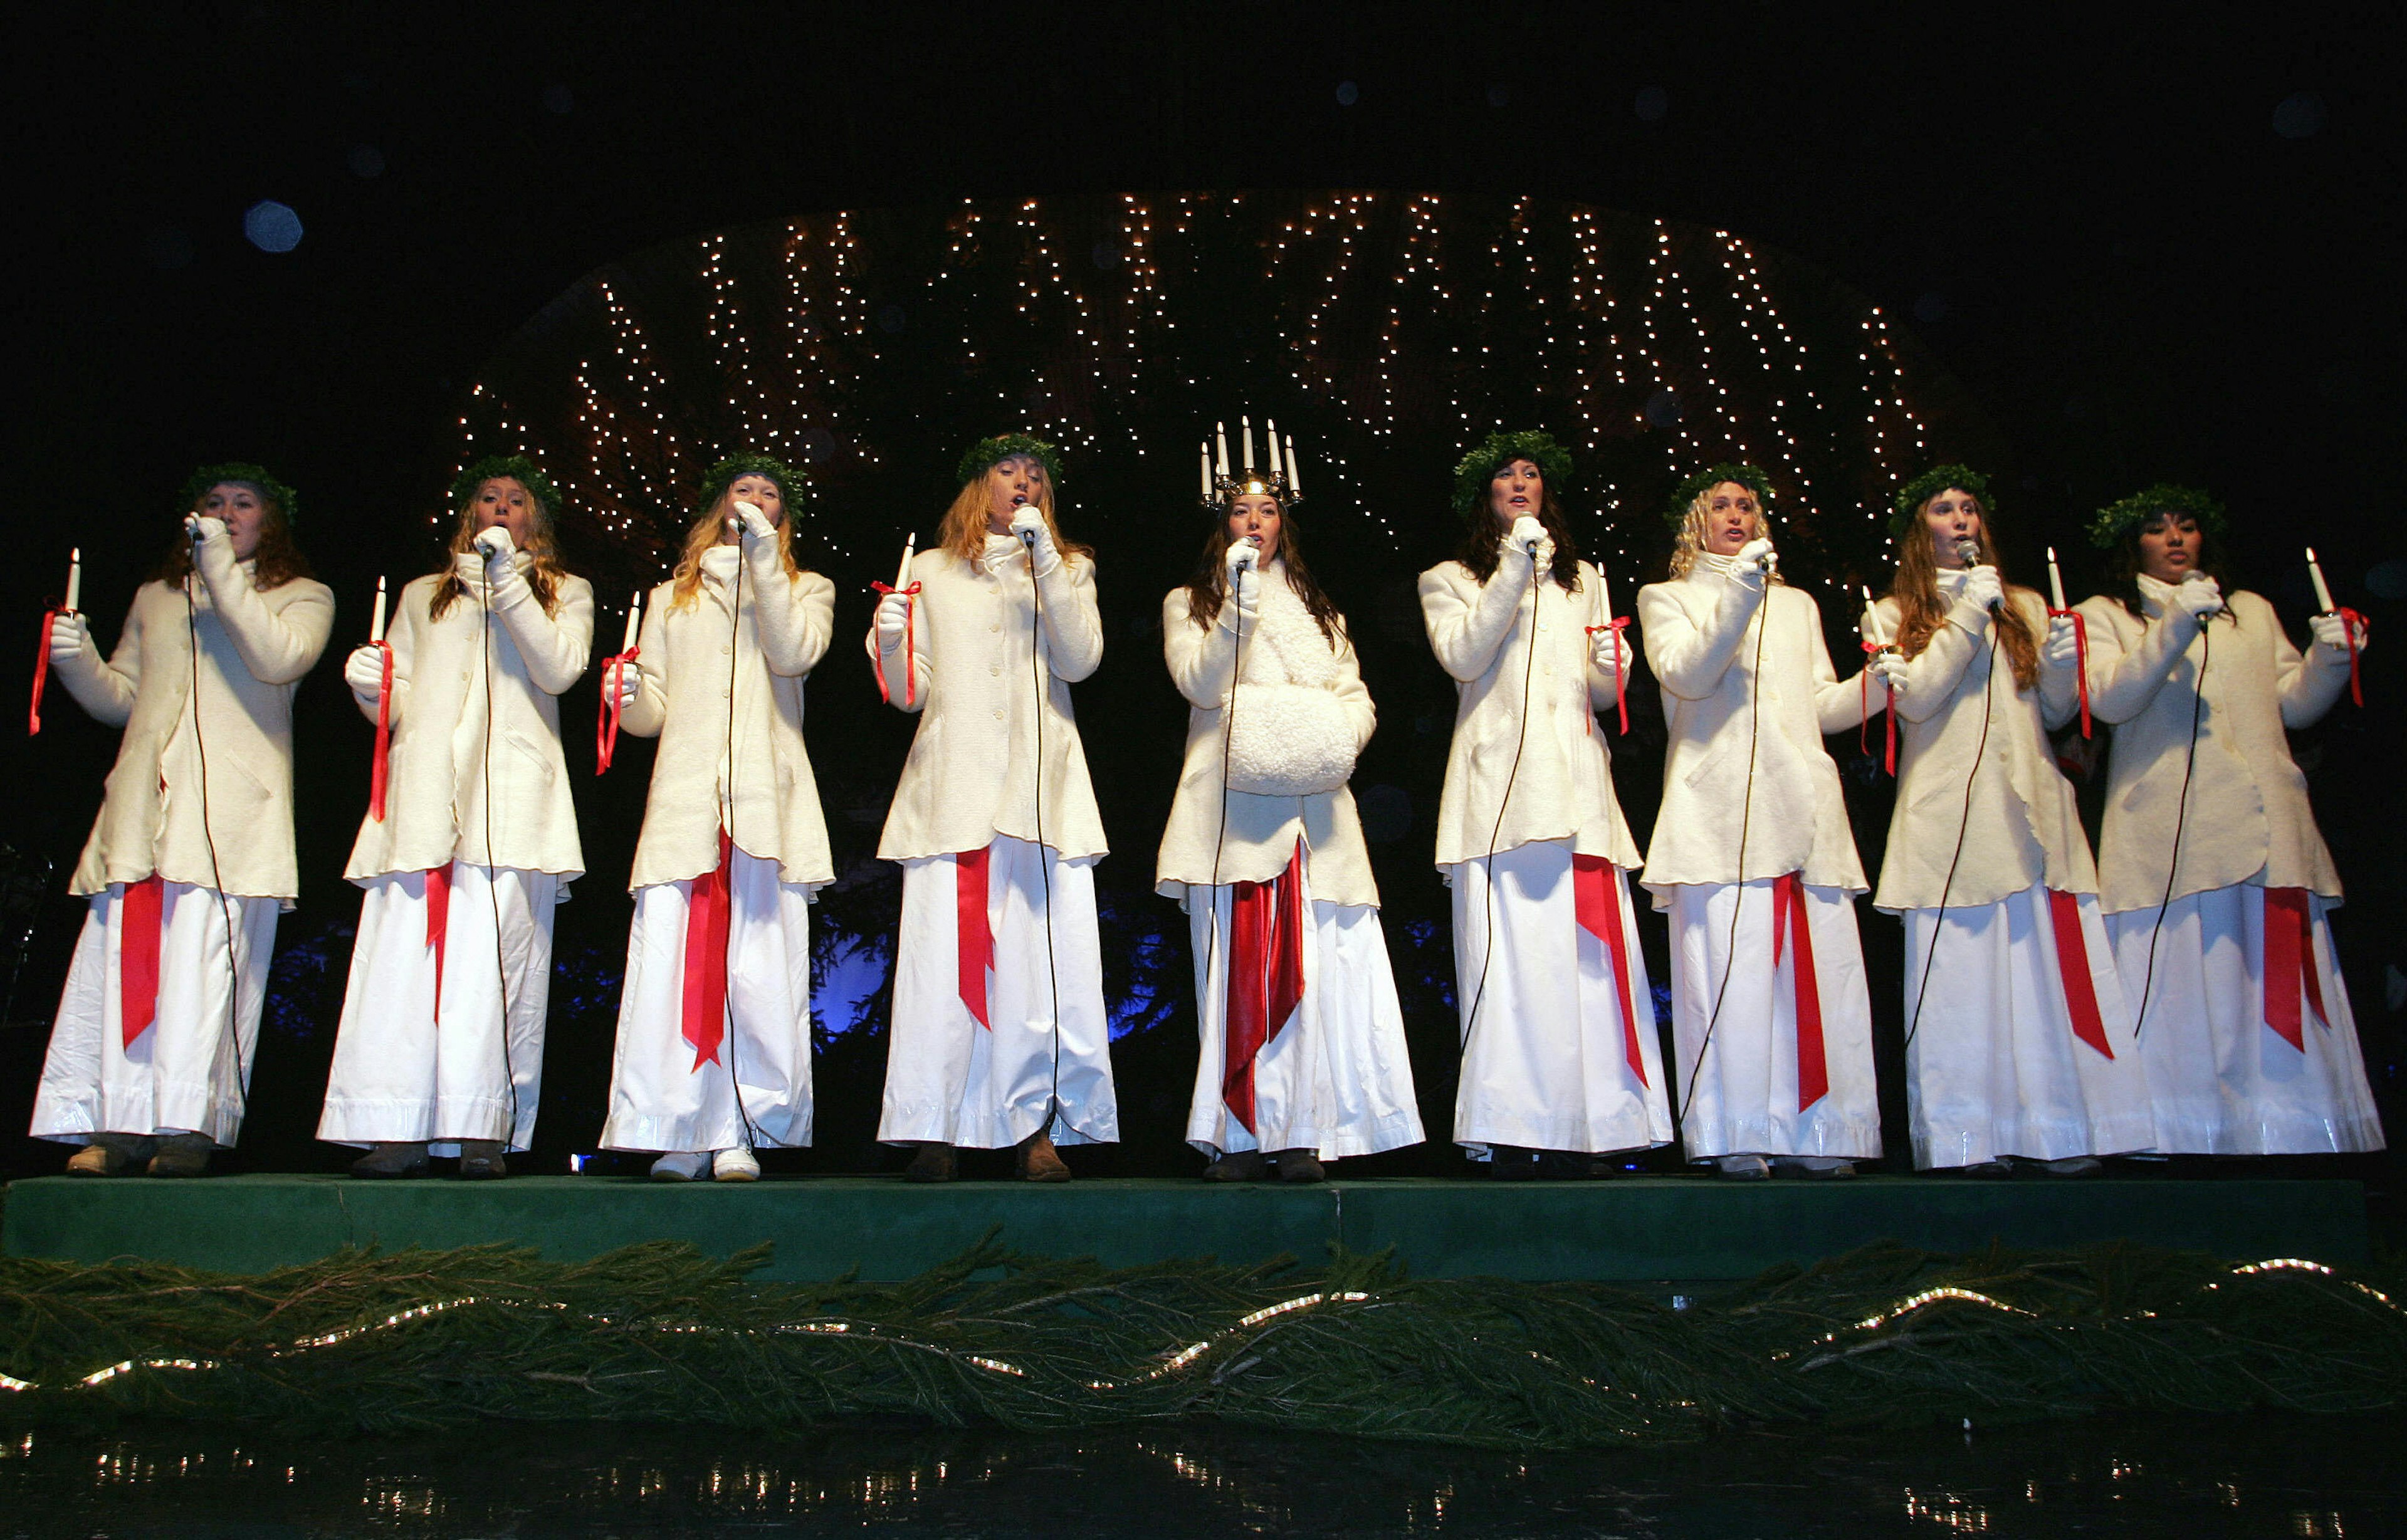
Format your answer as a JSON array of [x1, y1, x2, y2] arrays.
[[1199, 420, 1303, 511]]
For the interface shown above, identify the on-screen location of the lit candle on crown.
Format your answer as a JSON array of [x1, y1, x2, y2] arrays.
[[369, 576, 386, 643], [1285, 434, 1301, 497], [2046, 547, 2067, 612], [1214, 422, 1229, 479], [1240, 415, 1255, 471], [1198, 441, 1212, 501], [2306, 548, 2336, 615], [1264, 419, 1281, 484], [64, 548, 80, 615]]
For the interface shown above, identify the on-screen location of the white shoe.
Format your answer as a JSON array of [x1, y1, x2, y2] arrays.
[[649, 1151, 710, 1182], [713, 1147, 760, 1182]]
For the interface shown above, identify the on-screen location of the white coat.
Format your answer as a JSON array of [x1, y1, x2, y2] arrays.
[[1418, 556, 1640, 871], [1869, 580, 2090, 911], [343, 557, 593, 884], [868, 535, 1106, 861], [1636, 557, 1869, 898], [1156, 564, 1378, 908], [619, 545, 837, 891], [2075, 580, 2349, 913], [53, 547, 333, 905]]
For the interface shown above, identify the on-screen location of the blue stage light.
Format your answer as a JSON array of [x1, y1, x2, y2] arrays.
[[243, 200, 303, 253]]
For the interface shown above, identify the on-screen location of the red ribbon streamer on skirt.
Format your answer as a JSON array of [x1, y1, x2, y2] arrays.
[[594, 646, 639, 774], [1770, 872, 1830, 1111], [368, 640, 395, 819], [2337, 607, 2366, 708], [2046, 888, 2114, 1058], [1571, 853, 1648, 1086], [871, 582, 923, 707], [681, 833, 734, 1069], [425, 862, 451, 1025], [1583, 620, 1630, 733], [2047, 608, 2092, 738], [956, 842, 993, 1029], [1224, 842, 1307, 1136], [118, 874, 164, 1049], [29, 605, 62, 736], [1858, 641, 1897, 774], [2260, 886, 2329, 1051]]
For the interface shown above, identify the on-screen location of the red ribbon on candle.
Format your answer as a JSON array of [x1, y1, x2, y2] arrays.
[[1583, 620, 1630, 733], [28, 605, 62, 736], [594, 646, 639, 774], [2047, 607, 2091, 738], [2337, 607, 2366, 708], [367, 640, 395, 819], [871, 581, 923, 707], [1858, 641, 1897, 775]]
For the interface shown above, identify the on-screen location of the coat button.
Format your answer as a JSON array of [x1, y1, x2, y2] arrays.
[[993, 709, 1005, 721], [990, 622, 1001, 633], [990, 664, 1001, 676]]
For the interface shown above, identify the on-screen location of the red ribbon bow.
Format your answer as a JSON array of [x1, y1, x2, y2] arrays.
[[2335, 607, 2366, 708], [1584, 620, 1630, 733], [28, 604, 63, 736], [595, 646, 639, 774], [872, 581, 923, 707], [368, 640, 395, 819], [1858, 641, 1898, 775], [2047, 607, 2092, 738]]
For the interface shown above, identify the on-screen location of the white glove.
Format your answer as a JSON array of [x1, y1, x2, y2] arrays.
[[473, 526, 518, 564], [2043, 612, 2082, 667], [2174, 575, 2224, 620], [1870, 649, 1912, 694], [1225, 537, 1261, 577], [1733, 537, 1776, 571], [733, 500, 775, 542], [874, 590, 912, 652], [342, 643, 387, 699], [2309, 612, 2364, 654], [48, 612, 91, 664], [1007, 507, 1049, 552], [1590, 626, 1625, 682], [614, 661, 644, 711], [185, 515, 229, 549], [451, 550, 491, 589], [1956, 565, 2004, 615], [1504, 516, 1546, 561]]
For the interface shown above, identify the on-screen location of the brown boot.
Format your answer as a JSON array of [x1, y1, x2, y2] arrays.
[[66, 1133, 154, 1176], [1017, 1131, 1072, 1183], [1272, 1149, 1327, 1184], [350, 1142, 429, 1179], [903, 1143, 957, 1183], [1202, 1149, 1268, 1182], [147, 1132, 215, 1178], [456, 1140, 508, 1180]]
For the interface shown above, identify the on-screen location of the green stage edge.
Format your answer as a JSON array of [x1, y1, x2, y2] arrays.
[[2, 1175, 2368, 1281]]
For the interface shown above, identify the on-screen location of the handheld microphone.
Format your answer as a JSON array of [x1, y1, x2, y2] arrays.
[[1014, 495, 1037, 546], [1956, 537, 2000, 610], [186, 516, 205, 548], [475, 528, 508, 561], [2181, 568, 2230, 617]]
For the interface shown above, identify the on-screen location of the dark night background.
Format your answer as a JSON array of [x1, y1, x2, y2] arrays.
[[2, 2, 2399, 1183]]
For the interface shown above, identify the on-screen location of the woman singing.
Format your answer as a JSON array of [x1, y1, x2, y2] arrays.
[[318, 456, 593, 1179], [867, 435, 1116, 1181], [31, 465, 332, 1176]]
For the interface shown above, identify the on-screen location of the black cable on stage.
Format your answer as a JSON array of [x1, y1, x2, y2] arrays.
[[2131, 619, 2213, 1040], [182, 551, 251, 1131], [1197, 538, 1252, 1064], [1021, 512, 1068, 1139], [716, 530, 766, 1155], [1901, 621, 2002, 1053], [1458, 546, 1544, 1054], [476, 553, 522, 1151], [1669, 574, 1771, 1134]]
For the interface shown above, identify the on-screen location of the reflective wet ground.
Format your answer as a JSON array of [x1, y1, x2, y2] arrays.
[[1, 1413, 2396, 1537]]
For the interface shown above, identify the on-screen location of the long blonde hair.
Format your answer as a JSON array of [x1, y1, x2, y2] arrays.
[[427, 479, 569, 621], [1665, 490, 1782, 584], [936, 460, 1092, 562], [666, 496, 805, 611], [1886, 503, 2038, 691]]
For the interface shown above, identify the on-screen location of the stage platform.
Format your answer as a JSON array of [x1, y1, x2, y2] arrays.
[[1, 1173, 2368, 1282]]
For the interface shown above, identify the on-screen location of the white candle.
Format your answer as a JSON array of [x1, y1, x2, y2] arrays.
[[621, 590, 642, 654], [1199, 441, 1212, 501], [2047, 546, 2067, 612], [1264, 419, 1281, 483], [1284, 434, 1301, 497], [1214, 422, 1229, 479], [1240, 415, 1255, 471], [369, 575, 386, 643], [893, 533, 916, 592], [64, 548, 80, 614], [1597, 560, 1612, 624], [1862, 584, 1890, 647], [2307, 547, 2336, 614]]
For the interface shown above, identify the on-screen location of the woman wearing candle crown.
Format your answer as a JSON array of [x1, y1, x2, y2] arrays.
[[318, 455, 593, 1179], [866, 434, 1116, 1181], [31, 464, 332, 1176], [2074, 485, 2381, 1154], [1869, 465, 2153, 1175], [597, 454, 836, 1181], [1417, 431, 1670, 1177], [1635, 465, 1886, 1180], [1158, 425, 1422, 1181]]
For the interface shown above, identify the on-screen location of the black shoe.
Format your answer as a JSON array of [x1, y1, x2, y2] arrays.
[[1272, 1150, 1326, 1184], [1488, 1145, 1541, 1181], [1203, 1149, 1269, 1183], [904, 1143, 957, 1183], [456, 1140, 508, 1180], [350, 1142, 430, 1180], [147, 1132, 215, 1178]]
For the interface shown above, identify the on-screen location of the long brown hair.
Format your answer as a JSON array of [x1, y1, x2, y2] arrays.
[[936, 459, 1093, 563], [154, 486, 314, 591], [1887, 501, 2038, 691], [1184, 502, 1346, 645], [666, 498, 806, 612], [2107, 515, 2235, 624], [428, 476, 569, 621], [1454, 477, 1583, 591]]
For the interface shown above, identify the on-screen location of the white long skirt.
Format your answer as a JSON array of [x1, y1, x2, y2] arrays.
[[317, 862, 559, 1153], [600, 846, 814, 1154], [879, 835, 1118, 1149], [1447, 839, 1673, 1158], [31, 880, 277, 1148], [2108, 884, 2384, 1154], [1183, 869, 1424, 1161], [1664, 879, 1883, 1161], [1901, 883, 2155, 1168]]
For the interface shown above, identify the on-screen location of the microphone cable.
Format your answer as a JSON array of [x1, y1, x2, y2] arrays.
[[1020, 514, 1069, 1141], [1901, 609, 2003, 1053], [1198, 538, 1253, 1079], [475, 545, 522, 1153], [1458, 541, 1546, 1055], [181, 539, 251, 1134], [2129, 613, 2213, 1040], [717, 525, 765, 1155]]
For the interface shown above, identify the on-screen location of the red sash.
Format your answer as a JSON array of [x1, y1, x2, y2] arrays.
[[957, 843, 993, 1028], [2260, 886, 2329, 1051], [1571, 853, 1647, 1086], [680, 833, 734, 1068], [2047, 889, 2114, 1058], [118, 876, 164, 1049], [425, 862, 451, 1025], [1224, 843, 1307, 1134], [1771, 872, 1828, 1109]]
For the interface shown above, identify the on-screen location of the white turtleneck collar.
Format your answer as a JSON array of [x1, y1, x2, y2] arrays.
[[700, 545, 742, 582]]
